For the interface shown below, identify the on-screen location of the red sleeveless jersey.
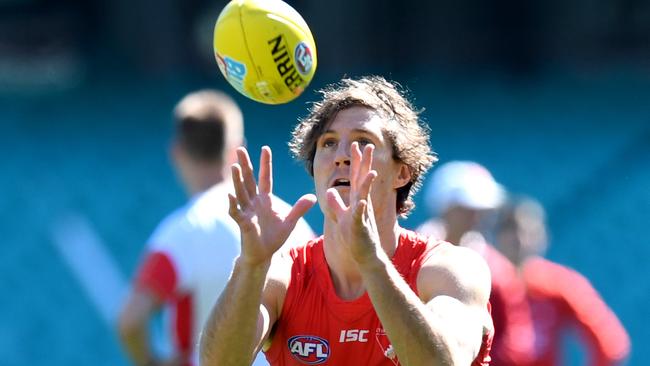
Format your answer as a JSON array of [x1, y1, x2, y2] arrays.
[[264, 229, 493, 365]]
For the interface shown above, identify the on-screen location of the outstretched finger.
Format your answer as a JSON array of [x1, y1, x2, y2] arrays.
[[227, 193, 242, 221], [356, 170, 377, 208], [236, 147, 258, 198], [359, 144, 374, 180], [350, 142, 362, 189], [284, 193, 317, 228], [258, 146, 273, 195], [352, 199, 368, 221], [231, 163, 251, 208], [325, 188, 347, 222]]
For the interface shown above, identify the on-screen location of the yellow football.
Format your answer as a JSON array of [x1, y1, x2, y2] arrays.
[[213, 0, 317, 105]]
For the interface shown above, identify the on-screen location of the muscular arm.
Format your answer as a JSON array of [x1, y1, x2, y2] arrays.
[[324, 143, 491, 365], [200, 257, 274, 366], [359, 243, 492, 366], [200, 146, 314, 366]]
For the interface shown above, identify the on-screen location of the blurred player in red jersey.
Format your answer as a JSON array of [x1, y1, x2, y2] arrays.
[[495, 195, 631, 366], [200, 76, 494, 365], [417, 161, 535, 366]]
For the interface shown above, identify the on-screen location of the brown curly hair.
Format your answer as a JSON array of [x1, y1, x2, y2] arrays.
[[289, 76, 438, 217]]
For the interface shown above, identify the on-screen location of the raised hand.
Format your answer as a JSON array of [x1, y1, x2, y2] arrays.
[[325, 142, 381, 264], [228, 146, 316, 265]]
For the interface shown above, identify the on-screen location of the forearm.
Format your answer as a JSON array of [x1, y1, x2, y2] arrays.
[[359, 255, 453, 366], [200, 257, 271, 366], [118, 320, 156, 366]]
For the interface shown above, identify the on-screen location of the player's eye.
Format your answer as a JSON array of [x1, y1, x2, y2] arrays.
[[321, 138, 337, 148], [356, 138, 372, 147]]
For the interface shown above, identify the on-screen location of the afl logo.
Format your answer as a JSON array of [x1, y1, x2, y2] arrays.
[[287, 335, 330, 364], [294, 42, 313, 76]]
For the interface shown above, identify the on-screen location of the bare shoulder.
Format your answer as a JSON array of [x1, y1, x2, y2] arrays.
[[417, 241, 491, 306]]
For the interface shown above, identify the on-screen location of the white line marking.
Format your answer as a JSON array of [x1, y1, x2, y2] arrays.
[[50, 213, 127, 324]]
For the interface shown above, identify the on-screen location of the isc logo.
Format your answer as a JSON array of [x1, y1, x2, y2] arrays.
[[339, 329, 369, 343], [287, 335, 330, 365]]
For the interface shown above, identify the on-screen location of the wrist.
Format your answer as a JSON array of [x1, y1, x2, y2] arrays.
[[354, 248, 390, 272], [235, 255, 272, 273]]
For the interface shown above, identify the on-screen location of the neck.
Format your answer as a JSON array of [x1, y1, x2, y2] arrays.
[[445, 228, 465, 245], [444, 224, 468, 246], [184, 164, 227, 196], [322, 213, 400, 300]]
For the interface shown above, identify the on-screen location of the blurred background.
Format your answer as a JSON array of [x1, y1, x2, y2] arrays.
[[1, 0, 648, 364]]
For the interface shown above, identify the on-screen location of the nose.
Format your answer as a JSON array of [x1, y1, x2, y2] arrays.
[[334, 142, 351, 166]]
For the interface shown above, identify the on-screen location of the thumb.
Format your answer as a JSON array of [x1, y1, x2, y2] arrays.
[[284, 194, 317, 228]]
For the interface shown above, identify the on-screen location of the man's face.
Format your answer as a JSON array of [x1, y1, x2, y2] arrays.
[[497, 214, 547, 264], [496, 220, 523, 265], [312, 106, 408, 217], [444, 205, 484, 234]]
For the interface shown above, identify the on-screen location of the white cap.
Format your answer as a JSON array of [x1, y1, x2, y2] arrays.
[[425, 161, 505, 214]]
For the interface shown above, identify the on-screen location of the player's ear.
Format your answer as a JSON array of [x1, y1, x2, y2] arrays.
[[393, 164, 411, 189]]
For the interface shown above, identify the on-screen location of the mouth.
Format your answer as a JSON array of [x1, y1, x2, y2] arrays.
[[331, 178, 350, 188]]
